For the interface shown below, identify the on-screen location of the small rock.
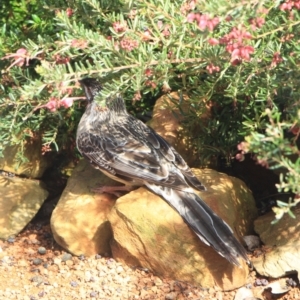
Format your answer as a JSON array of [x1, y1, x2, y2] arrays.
[[65, 260, 73, 267], [255, 278, 268, 286], [70, 281, 78, 287], [286, 278, 297, 287], [116, 266, 124, 274], [38, 247, 46, 255], [7, 237, 15, 244], [61, 253, 72, 262], [32, 258, 43, 266], [53, 258, 62, 265], [38, 291, 45, 297], [90, 291, 98, 297], [84, 271, 91, 282], [243, 235, 261, 251], [30, 276, 44, 284], [78, 254, 85, 261], [266, 279, 291, 294], [165, 292, 177, 300], [234, 287, 254, 300]]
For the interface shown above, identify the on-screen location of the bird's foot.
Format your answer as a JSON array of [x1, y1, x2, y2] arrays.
[[92, 185, 134, 197]]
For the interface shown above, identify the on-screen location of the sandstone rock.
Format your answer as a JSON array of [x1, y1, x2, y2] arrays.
[[0, 139, 52, 178], [0, 175, 48, 239], [108, 168, 257, 290], [148, 92, 211, 167], [253, 207, 300, 279], [50, 159, 117, 256]]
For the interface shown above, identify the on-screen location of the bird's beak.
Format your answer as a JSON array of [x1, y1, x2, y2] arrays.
[[79, 80, 93, 102]]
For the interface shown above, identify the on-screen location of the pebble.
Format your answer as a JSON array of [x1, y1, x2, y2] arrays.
[[90, 291, 98, 297], [32, 258, 43, 266], [30, 276, 43, 284], [165, 291, 177, 300], [78, 254, 85, 261], [37, 247, 46, 255], [2, 222, 297, 300], [70, 281, 78, 287], [116, 265, 124, 274], [7, 237, 15, 244], [61, 253, 72, 262], [84, 270, 92, 282], [53, 258, 62, 265]]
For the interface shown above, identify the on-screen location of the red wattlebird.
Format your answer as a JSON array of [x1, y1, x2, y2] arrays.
[[76, 77, 250, 266]]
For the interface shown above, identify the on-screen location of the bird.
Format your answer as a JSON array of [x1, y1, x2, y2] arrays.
[[76, 77, 250, 266]]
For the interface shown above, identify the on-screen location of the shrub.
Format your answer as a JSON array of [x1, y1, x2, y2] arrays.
[[1, 0, 300, 214]]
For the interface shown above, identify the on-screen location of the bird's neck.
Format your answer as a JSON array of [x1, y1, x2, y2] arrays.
[[107, 96, 127, 114], [84, 100, 127, 124]]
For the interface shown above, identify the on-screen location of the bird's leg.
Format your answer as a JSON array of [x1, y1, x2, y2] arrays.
[[91, 184, 134, 197]]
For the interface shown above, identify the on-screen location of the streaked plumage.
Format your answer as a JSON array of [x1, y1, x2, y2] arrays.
[[76, 77, 250, 266]]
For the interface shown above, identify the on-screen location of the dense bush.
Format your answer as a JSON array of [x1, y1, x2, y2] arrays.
[[1, 0, 300, 216]]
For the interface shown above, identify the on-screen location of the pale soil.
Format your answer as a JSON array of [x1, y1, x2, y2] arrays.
[[0, 222, 298, 300]]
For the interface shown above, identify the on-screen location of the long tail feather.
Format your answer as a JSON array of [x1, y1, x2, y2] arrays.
[[146, 183, 249, 266]]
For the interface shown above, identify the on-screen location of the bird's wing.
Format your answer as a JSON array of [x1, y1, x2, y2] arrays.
[[77, 120, 199, 191]]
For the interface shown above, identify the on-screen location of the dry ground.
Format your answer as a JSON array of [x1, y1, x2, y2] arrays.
[[0, 222, 298, 300]]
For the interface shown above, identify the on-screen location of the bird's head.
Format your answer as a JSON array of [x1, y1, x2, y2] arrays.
[[79, 77, 127, 115], [79, 77, 102, 103]]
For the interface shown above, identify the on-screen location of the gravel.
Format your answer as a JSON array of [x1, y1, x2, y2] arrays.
[[0, 223, 298, 299]]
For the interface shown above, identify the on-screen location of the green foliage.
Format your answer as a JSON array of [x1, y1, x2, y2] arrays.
[[1, 0, 300, 214], [243, 108, 300, 219]]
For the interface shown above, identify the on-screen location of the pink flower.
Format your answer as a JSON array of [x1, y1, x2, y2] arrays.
[[128, 9, 137, 19], [206, 17, 219, 31], [157, 20, 164, 30], [230, 46, 254, 62], [45, 99, 59, 112], [271, 52, 283, 67], [145, 80, 157, 89], [187, 13, 196, 23], [187, 13, 219, 31], [162, 27, 170, 37], [237, 141, 249, 152], [144, 68, 153, 77], [120, 38, 138, 51], [1, 48, 30, 70], [53, 54, 70, 65], [60, 98, 74, 108], [206, 63, 220, 74], [280, 0, 300, 10], [208, 38, 219, 45], [249, 17, 265, 30], [133, 91, 142, 101], [294, 1, 300, 9], [113, 21, 128, 33], [66, 8, 73, 17], [226, 27, 252, 44], [70, 39, 88, 49], [141, 30, 152, 41], [219, 27, 255, 63], [180, 0, 197, 14], [235, 153, 245, 161]]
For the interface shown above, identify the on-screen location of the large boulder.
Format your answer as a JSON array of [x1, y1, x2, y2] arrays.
[[253, 208, 300, 279], [0, 139, 52, 178], [0, 175, 48, 239], [50, 159, 117, 256], [108, 168, 257, 291], [148, 92, 211, 167]]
